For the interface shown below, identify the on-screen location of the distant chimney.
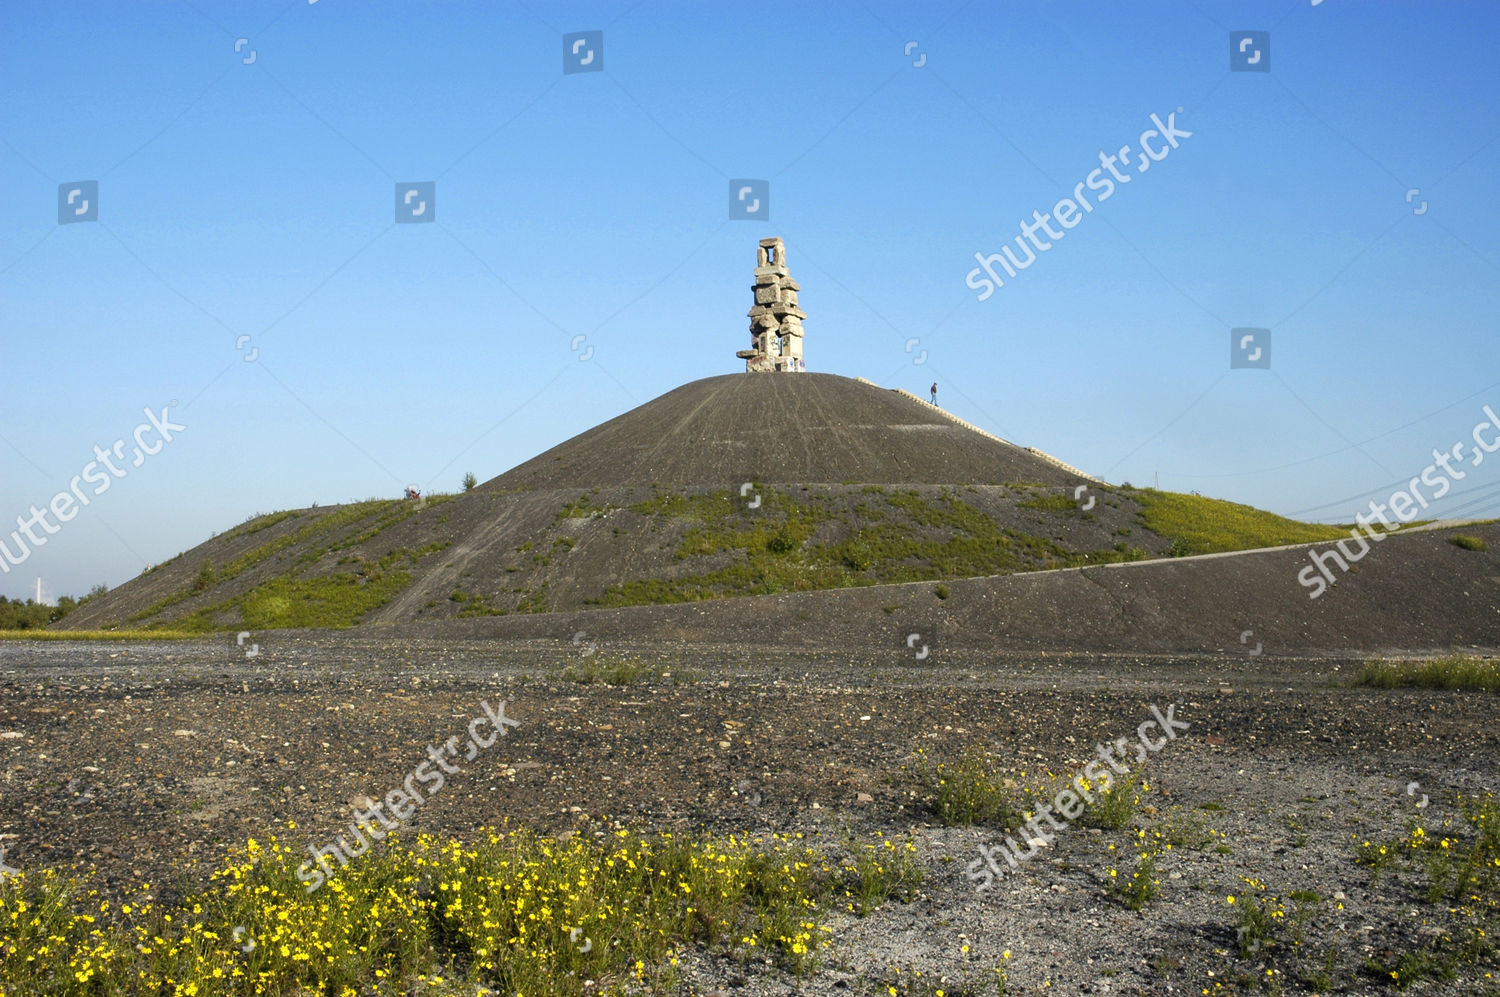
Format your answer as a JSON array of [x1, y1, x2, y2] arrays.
[[735, 237, 806, 373]]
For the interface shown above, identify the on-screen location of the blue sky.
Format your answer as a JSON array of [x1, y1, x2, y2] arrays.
[[2, 0, 1498, 601]]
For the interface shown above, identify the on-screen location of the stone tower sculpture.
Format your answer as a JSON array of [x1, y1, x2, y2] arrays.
[[736, 237, 806, 373]]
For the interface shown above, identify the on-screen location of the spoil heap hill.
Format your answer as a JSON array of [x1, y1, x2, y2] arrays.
[[485, 373, 1077, 489], [62, 372, 1475, 652]]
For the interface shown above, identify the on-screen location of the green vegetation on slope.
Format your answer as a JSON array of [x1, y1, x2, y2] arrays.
[[125, 496, 451, 630], [556, 491, 615, 520], [177, 571, 412, 631], [1126, 487, 1347, 556], [167, 542, 450, 631], [87, 481, 1355, 626], [220, 509, 299, 541], [592, 487, 1149, 607]]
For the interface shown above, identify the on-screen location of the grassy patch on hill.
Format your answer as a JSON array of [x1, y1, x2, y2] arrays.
[[448, 588, 509, 617], [594, 487, 1148, 607], [173, 572, 412, 631], [1125, 487, 1347, 556], [556, 491, 616, 520], [165, 543, 449, 632], [126, 500, 453, 629], [127, 501, 398, 623], [220, 509, 300, 541], [591, 484, 1345, 608]]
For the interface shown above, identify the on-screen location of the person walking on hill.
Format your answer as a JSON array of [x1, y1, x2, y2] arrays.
[[930, 382, 938, 405]]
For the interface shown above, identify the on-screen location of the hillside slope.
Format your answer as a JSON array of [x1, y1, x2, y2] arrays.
[[485, 373, 1081, 489], [56, 374, 1372, 633]]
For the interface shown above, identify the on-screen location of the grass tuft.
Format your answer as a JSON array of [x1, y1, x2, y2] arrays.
[[561, 655, 696, 686], [1354, 656, 1500, 693]]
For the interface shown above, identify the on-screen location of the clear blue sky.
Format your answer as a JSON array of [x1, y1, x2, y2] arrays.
[[3, 0, 1498, 601]]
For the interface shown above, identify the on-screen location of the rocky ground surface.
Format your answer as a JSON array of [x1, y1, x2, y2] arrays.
[[1, 635, 1496, 995]]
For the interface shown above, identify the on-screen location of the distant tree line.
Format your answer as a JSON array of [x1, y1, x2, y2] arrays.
[[0, 584, 108, 629]]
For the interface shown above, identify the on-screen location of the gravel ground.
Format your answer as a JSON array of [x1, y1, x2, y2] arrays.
[[1, 636, 1496, 995]]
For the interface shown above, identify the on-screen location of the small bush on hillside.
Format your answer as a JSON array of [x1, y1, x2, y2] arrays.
[[766, 527, 799, 554]]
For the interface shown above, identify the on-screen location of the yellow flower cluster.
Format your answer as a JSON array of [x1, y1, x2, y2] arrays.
[[0, 821, 918, 995]]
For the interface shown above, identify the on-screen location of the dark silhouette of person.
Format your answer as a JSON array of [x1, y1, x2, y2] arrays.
[[930, 383, 938, 405]]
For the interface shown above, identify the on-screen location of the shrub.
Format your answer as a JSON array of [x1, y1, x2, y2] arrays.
[[923, 750, 1024, 828], [765, 527, 799, 555], [1159, 810, 1215, 850], [1081, 769, 1146, 830], [832, 834, 924, 916], [1107, 840, 1162, 910], [1451, 534, 1488, 552], [462, 471, 477, 492], [842, 544, 873, 571]]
